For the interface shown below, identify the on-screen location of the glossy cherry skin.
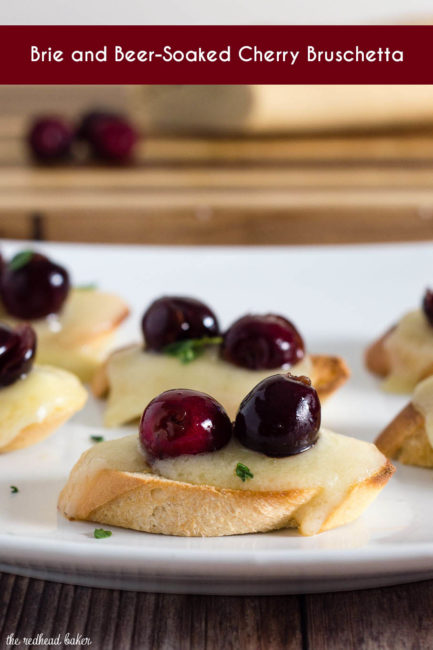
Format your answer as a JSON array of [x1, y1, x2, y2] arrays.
[[84, 114, 137, 162], [139, 389, 232, 459], [423, 289, 433, 326], [233, 374, 321, 457], [1, 252, 70, 319], [28, 117, 74, 162], [142, 296, 220, 351], [221, 314, 305, 370], [0, 324, 37, 387]]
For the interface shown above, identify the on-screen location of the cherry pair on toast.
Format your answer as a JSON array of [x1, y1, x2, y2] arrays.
[[139, 373, 320, 460], [142, 296, 305, 370]]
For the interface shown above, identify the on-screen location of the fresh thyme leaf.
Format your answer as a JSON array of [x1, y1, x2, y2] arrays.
[[94, 528, 112, 539], [90, 435, 104, 443], [163, 337, 223, 364], [235, 462, 254, 482], [9, 250, 33, 271], [10, 485, 19, 494], [76, 283, 98, 291]]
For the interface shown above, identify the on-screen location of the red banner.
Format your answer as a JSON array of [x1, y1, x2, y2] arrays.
[[0, 25, 431, 84]]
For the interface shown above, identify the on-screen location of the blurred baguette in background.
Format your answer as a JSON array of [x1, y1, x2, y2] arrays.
[[129, 85, 433, 135]]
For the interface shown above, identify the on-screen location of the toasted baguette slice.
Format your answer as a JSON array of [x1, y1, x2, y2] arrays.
[[92, 347, 350, 427], [375, 403, 433, 467], [366, 312, 433, 392], [58, 432, 393, 537], [310, 354, 350, 400], [365, 325, 433, 382], [365, 328, 394, 378], [0, 289, 130, 383], [0, 365, 87, 453]]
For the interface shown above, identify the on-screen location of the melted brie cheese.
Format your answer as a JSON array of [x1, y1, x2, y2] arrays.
[[151, 432, 383, 493], [412, 375, 433, 449], [103, 346, 313, 426], [36, 333, 115, 383], [0, 289, 128, 382], [0, 365, 87, 448], [383, 310, 433, 393], [91, 431, 386, 536]]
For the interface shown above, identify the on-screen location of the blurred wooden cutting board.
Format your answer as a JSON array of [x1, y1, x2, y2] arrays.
[[1, 85, 433, 245]]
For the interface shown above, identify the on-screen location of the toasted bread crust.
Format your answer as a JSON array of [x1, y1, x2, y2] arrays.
[[105, 304, 130, 336], [0, 406, 85, 453], [309, 354, 350, 401], [375, 402, 433, 467], [58, 440, 393, 537], [365, 329, 394, 377], [91, 353, 350, 403], [75, 301, 130, 345], [91, 343, 138, 398], [91, 359, 110, 397], [365, 326, 433, 385]]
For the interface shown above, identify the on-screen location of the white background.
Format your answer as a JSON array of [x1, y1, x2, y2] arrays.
[[0, 0, 432, 25]]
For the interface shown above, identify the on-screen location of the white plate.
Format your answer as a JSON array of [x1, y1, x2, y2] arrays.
[[1, 239, 433, 595]]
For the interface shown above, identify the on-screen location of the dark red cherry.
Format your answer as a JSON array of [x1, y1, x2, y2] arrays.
[[222, 314, 305, 370], [142, 296, 220, 351], [1, 252, 70, 319], [233, 374, 320, 457], [28, 117, 73, 162], [76, 110, 120, 141], [0, 324, 36, 387], [139, 389, 232, 459], [423, 289, 433, 326], [84, 114, 137, 162]]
